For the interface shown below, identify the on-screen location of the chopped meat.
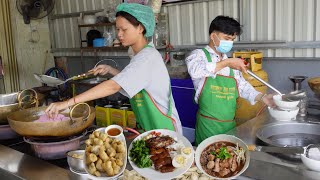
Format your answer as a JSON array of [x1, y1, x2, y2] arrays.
[[158, 151, 170, 159], [219, 168, 231, 177], [227, 146, 233, 152], [150, 148, 166, 155], [207, 161, 215, 169], [154, 157, 172, 170], [208, 154, 215, 161], [220, 159, 230, 168], [231, 155, 238, 172], [146, 136, 175, 148], [200, 152, 208, 164], [160, 165, 175, 173], [213, 158, 220, 172], [151, 155, 159, 162], [228, 156, 233, 165]]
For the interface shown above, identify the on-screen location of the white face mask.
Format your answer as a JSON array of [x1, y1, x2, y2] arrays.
[[213, 34, 234, 54]]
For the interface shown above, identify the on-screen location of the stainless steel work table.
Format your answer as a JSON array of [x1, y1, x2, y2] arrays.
[[0, 113, 320, 179]]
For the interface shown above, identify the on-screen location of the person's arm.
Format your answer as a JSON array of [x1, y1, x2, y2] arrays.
[[215, 58, 248, 73], [89, 64, 120, 76], [185, 50, 217, 79], [236, 71, 275, 107], [45, 79, 121, 118]]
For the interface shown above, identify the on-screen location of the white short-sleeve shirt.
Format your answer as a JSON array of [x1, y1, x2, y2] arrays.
[[112, 43, 182, 134]]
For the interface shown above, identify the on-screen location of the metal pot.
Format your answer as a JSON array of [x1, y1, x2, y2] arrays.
[[256, 122, 320, 159], [0, 89, 44, 124], [24, 130, 86, 160], [7, 103, 95, 137]]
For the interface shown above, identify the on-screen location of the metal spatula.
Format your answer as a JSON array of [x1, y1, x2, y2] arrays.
[[34, 71, 94, 86]]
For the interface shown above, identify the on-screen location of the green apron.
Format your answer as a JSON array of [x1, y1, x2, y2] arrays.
[[129, 45, 176, 132], [195, 48, 239, 145]]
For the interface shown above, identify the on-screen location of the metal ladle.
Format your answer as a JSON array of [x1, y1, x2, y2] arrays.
[[247, 70, 300, 102]]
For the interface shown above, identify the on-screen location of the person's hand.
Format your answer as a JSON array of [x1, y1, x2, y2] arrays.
[[45, 101, 69, 119], [89, 65, 113, 76], [261, 94, 276, 108], [226, 58, 248, 73]]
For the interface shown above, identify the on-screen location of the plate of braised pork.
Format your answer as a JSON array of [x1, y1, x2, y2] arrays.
[[195, 134, 250, 179], [128, 129, 194, 180]]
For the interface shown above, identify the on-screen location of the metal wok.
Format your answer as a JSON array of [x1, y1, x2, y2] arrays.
[[0, 89, 44, 124], [7, 103, 95, 137], [256, 122, 320, 159]]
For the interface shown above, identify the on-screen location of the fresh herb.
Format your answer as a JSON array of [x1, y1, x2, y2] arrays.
[[210, 147, 232, 160], [129, 140, 152, 168]]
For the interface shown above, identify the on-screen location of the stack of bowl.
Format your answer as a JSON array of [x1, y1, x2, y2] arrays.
[[268, 95, 300, 121]]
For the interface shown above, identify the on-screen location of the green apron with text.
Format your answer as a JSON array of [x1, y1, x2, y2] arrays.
[[195, 48, 239, 145], [129, 45, 176, 132]]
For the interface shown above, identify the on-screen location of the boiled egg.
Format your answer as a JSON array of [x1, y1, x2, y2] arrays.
[[181, 147, 193, 158], [172, 155, 186, 168]]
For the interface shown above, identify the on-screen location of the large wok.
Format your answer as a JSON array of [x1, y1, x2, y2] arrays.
[[256, 122, 320, 159], [7, 103, 95, 137], [0, 89, 44, 124]]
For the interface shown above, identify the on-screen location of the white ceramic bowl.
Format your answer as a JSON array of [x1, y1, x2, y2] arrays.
[[301, 154, 320, 172], [104, 124, 123, 138], [273, 94, 300, 110], [268, 107, 299, 121], [195, 134, 250, 180]]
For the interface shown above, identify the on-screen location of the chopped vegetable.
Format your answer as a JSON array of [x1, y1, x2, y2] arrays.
[[210, 147, 232, 160], [129, 140, 152, 168]]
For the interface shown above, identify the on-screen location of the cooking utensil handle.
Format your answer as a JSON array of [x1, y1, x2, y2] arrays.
[[247, 70, 282, 95], [125, 127, 140, 135], [248, 144, 258, 151], [17, 89, 39, 109], [69, 103, 91, 125]]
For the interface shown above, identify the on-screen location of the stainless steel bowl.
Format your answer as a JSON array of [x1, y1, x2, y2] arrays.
[[67, 150, 86, 173]]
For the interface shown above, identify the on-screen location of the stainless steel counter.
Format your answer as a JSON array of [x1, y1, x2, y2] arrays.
[[0, 113, 320, 180], [227, 113, 320, 180]]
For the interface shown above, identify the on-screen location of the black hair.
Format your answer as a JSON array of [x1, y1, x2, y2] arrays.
[[116, 11, 146, 35], [209, 15, 242, 36]]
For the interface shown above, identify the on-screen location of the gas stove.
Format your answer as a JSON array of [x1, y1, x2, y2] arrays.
[[0, 126, 96, 170]]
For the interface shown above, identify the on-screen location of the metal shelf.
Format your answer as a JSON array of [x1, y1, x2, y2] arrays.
[[78, 23, 116, 28], [80, 46, 128, 51]]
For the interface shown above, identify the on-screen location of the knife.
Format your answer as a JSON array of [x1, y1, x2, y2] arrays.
[[247, 145, 304, 154]]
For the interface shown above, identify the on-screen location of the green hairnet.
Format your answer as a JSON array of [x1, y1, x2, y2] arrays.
[[116, 3, 155, 37]]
